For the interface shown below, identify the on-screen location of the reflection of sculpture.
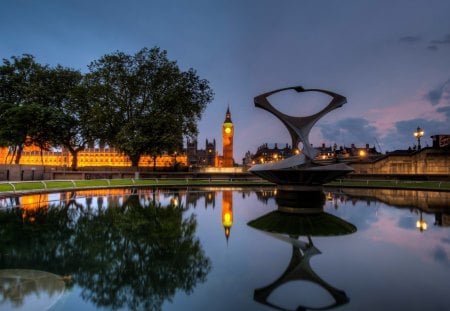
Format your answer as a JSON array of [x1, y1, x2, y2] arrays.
[[248, 191, 356, 310], [249, 87, 353, 190], [0, 269, 66, 310]]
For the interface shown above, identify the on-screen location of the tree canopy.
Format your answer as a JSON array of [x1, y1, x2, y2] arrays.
[[0, 48, 213, 169], [85, 47, 213, 167]]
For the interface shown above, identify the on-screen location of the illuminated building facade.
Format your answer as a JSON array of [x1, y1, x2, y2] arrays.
[[0, 146, 187, 169], [244, 142, 381, 166]]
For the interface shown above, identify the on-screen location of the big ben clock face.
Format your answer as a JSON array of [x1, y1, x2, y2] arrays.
[[224, 127, 231, 134]]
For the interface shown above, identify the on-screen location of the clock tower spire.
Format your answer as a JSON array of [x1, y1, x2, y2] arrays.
[[222, 106, 234, 167]]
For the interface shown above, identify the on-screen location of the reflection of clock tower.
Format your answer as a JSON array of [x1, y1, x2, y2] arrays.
[[222, 191, 233, 242], [222, 107, 234, 167]]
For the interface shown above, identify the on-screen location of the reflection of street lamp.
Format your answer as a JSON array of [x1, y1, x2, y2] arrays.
[[414, 126, 424, 150], [416, 210, 427, 232]]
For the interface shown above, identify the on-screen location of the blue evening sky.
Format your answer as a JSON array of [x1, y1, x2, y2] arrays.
[[2, 0, 450, 162]]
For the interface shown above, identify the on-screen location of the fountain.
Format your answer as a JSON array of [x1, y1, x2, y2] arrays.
[[249, 86, 354, 191]]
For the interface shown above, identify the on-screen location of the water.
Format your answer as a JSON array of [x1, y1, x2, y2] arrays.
[[0, 187, 449, 311]]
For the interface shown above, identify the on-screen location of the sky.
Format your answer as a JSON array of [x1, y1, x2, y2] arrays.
[[2, 0, 450, 162]]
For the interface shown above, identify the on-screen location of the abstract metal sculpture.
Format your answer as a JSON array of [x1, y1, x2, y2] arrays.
[[249, 86, 353, 190]]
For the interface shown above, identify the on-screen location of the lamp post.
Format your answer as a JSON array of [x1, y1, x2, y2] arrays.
[[414, 126, 424, 150]]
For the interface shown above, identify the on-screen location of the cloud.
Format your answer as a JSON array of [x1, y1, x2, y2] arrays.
[[437, 106, 450, 119], [401, 34, 450, 50], [389, 117, 450, 150], [433, 245, 450, 267], [319, 117, 379, 146], [427, 34, 450, 50], [397, 215, 415, 229], [319, 86, 450, 152], [425, 79, 450, 105], [430, 33, 450, 45], [399, 35, 421, 43]]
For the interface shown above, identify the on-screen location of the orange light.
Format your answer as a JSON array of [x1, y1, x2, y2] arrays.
[[0, 146, 186, 168]]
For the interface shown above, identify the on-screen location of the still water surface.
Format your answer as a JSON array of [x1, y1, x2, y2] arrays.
[[0, 187, 449, 311]]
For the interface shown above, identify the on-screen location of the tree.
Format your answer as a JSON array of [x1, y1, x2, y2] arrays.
[[0, 55, 88, 169], [86, 47, 213, 168], [0, 54, 46, 164], [42, 67, 91, 170]]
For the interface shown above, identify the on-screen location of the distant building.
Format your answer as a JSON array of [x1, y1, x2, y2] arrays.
[[186, 139, 218, 167], [0, 145, 186, 169], [244, 142, 382, 166], [220, 107, 234, 167], [187, 107, 236, 169], [431, 135, 450, 150], [243, 143, 292, 166]]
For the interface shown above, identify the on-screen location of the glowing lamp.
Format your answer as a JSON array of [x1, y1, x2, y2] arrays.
[[413, 126, 424, 149]]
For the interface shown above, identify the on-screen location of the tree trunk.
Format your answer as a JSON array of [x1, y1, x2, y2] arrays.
[[40, 148, 44, 165], [6, 147, 14, 165], [152, 155, 157, 171], [70, 149, 78, 171], [129, 154, 140, 169], [14, 145, 23, 164]]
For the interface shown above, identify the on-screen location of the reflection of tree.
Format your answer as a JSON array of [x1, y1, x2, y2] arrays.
[[0, 206, 75, 275], [0, 194, 211, 310]]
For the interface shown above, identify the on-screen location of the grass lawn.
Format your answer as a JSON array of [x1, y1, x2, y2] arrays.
[[1, 178, 449, 195], [0, 178, 272, 194]]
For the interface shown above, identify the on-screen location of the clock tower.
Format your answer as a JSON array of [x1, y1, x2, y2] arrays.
[[222, 107, 234, 167]]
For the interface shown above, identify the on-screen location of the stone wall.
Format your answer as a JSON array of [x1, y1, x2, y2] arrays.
[[350, 148, 450, 176]]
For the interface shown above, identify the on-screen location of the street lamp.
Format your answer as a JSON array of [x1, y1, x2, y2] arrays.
[[414, 126, 424, 150]]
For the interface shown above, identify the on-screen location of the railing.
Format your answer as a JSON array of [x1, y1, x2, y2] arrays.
[[327, 179, 450, 190], [0, 177, 272, 195]]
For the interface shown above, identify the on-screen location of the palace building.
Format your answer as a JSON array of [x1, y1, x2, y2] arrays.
[[0, 145, 187, 169], [0, 107, 236, 177]]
